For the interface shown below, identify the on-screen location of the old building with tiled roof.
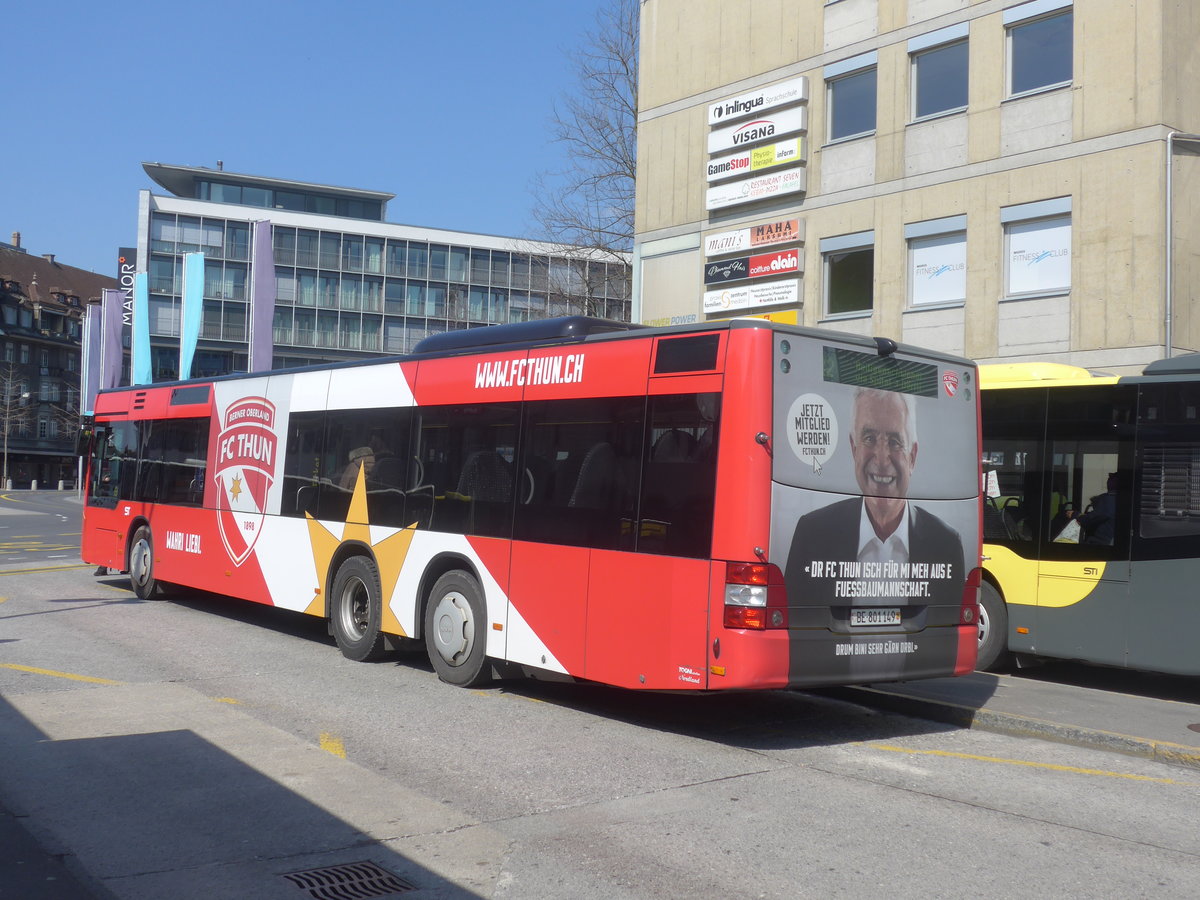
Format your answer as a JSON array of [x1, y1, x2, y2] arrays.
[[0, 233, 116, 487]]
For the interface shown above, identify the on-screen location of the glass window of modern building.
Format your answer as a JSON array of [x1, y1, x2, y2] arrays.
[[137, 163, 631, 380]]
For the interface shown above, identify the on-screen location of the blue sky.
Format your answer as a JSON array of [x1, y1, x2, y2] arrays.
[[3, 0, 610, 276]]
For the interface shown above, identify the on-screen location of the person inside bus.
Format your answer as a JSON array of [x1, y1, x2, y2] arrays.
[[339, 445, 375, 490], [1079, 472, 1119, 545], [784, 387, 964, 606], [1049, 500, 1079, 542]]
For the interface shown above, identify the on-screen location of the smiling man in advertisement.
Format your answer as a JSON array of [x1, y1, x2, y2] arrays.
[[785, 386, 964, 613]]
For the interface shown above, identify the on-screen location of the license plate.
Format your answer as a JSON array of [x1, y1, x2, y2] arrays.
[[850, 607, 902, 627]]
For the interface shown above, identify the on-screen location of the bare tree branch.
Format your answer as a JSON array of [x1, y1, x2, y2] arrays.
[[0, 362, 33, 486], [533, 0, 639, 254]]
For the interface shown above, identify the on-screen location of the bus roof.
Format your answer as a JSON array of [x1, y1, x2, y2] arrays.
[[93, 316, 974, 399], [978, 362, 1120, 389]]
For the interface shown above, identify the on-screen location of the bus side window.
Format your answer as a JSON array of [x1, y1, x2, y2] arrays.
[[980, 389, 1045, 553], [413, 403, 518, 538], [638, 393, 720, 559], [281, 411, 325, 519], [1040, 386, 1135, 561], [514, 397, 643, 551], [89, 421, 140, 506], [1135, 382, 1200, 549]]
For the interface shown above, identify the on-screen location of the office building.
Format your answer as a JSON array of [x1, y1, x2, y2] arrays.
[[634, 0, 1200, 371], [138, 163, 632, 380]]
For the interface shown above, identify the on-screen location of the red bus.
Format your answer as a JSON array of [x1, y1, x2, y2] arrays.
[[80, 317, 981, 690]]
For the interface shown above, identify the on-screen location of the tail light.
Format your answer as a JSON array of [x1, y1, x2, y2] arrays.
[[724, 561, 788, 630], [960, 566, 981, 624]]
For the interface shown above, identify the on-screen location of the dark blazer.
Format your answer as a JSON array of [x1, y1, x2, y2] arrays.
[[784, 497, 965, 608]]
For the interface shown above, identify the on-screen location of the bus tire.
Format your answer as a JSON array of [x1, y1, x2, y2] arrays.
[[976, 581, 1012, 672], [128, 525, 164, 600], [330, 556, 388, 662], [424, 569, 490, 687]]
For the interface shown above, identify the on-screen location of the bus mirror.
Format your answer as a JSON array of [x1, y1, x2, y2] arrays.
[[75, 418, 95, 458]]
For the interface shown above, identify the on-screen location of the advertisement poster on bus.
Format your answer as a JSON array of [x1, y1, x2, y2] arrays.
[[769, 338, 979, 682]]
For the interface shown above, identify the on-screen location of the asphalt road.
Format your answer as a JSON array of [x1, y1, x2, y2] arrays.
[[0, 489, 82, 565], [2, 548, 1198, 899]]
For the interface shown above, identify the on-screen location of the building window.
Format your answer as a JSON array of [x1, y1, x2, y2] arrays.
[[820, 231, 875, 317], [19, 344, 29, 364], [907, 216, 967, 307], [825, 51, 877, 142], [910, 25, 968, 120], [1006, 1, 1072, 97], [3, 343, 12, 363], [1002, 198, 1072, 298]]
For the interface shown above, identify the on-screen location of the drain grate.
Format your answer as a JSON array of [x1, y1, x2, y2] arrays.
[[282, 860, 415, 899]]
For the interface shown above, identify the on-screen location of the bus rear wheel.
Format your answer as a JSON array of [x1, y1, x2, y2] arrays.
[[330, 556, 388, 662], [128, 525, 164, 600], [424, 570, 490, 687], [976, 581, 1012, 672]]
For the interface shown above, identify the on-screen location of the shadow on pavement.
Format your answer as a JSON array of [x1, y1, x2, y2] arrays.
[[0, 692, 485, 900]]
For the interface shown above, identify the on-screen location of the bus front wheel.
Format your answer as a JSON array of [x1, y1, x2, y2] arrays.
[[424, 570, 490, 687], [976, 581, 1012, 672], [330, 556, 388, 662], [128, 525, 164, 600]]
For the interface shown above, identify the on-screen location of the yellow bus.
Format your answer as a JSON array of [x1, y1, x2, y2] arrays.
[[978, 355, 1200, 674]]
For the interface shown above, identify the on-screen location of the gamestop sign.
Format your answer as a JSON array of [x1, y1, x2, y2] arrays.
[[707, 137, 805, 183]]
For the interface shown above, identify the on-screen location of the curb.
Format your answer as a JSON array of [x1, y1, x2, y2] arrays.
[[827, 685, 1200, 771]]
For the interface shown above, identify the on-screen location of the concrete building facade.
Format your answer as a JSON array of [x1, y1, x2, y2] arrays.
[[0, 236, 113, 488], [634, 0, 1200, 372]]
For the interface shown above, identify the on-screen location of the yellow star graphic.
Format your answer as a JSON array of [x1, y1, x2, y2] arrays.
[[229, 475, 243, 500], [303, 461, 416, 639]]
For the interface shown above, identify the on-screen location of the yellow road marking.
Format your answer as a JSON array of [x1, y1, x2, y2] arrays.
[[0, 564, 93, 576], [319, 732, 347, 758], [871, 743, 1194, 785], [0, 663, 123, 685], [213, 697, 241, 705]]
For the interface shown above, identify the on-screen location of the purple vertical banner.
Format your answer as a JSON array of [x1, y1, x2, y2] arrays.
[[80, 300, 103, 415], [100, 288, 125, 390], [248, 219, 274, 372]]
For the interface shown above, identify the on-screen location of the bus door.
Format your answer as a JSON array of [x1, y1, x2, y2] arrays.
[[1124, 381, 1200, 673], [1033, 386, 1135, 666]]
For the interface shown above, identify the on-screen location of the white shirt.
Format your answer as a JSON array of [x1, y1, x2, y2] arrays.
[[856, 500, 911, 568]]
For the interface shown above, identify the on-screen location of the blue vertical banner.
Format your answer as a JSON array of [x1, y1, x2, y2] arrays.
[[100, 288, 124, 390], [80, 300, 103, 414], [179, 252, 205, 380], [248, 220, 274, 372], [131, 272, 152, 385]]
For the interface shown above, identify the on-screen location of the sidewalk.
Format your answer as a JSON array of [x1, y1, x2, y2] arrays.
[[5, 668, 1199, 899], [0, 801, 105, 899], [831, 668, 1200, 769]]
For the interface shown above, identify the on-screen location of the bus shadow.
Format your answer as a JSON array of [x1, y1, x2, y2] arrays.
[[492, 678, 968, 752], [84, 580, 987, 749], [1011, 660, 1200, 705], [0, 693, 488, 899]]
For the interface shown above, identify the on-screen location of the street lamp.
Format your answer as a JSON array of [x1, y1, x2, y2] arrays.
[[3, 391, 30, 490]]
